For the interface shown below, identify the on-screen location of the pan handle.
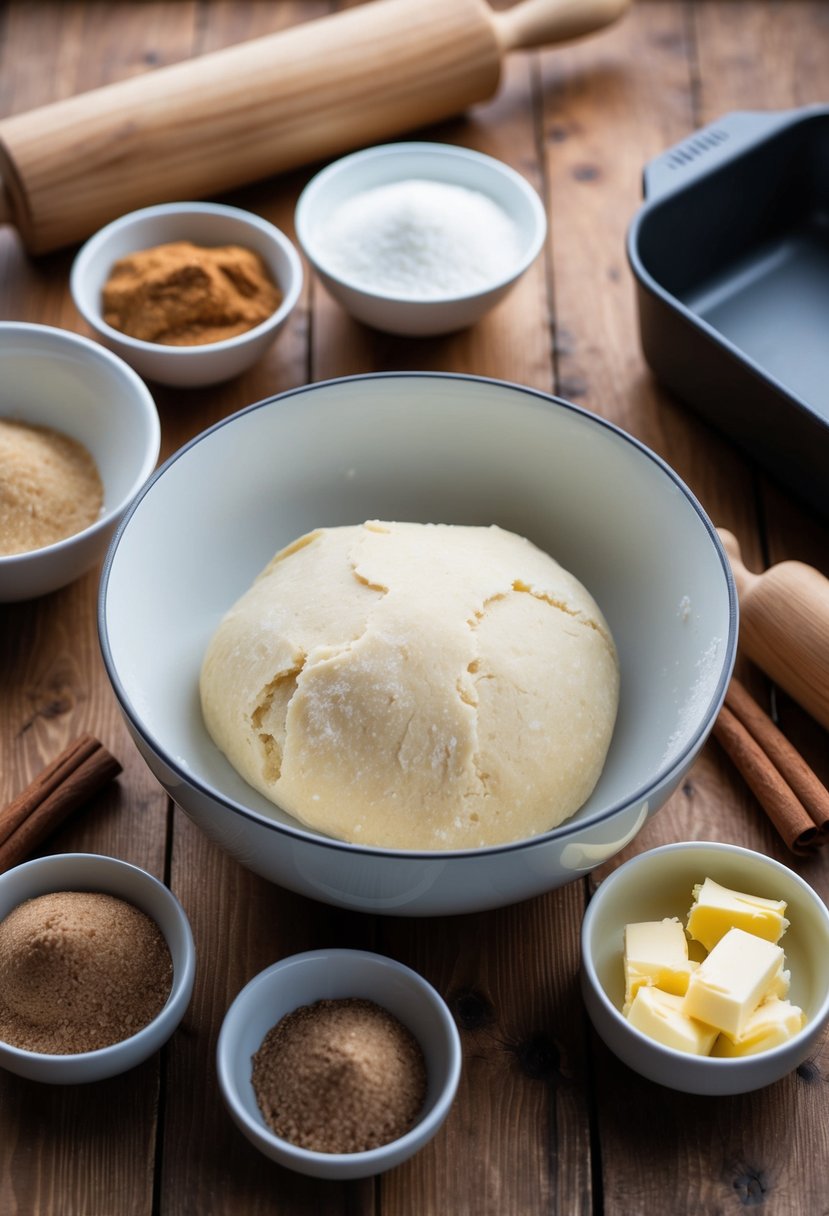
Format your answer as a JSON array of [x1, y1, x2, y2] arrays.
[[642, 109, 800, 201]]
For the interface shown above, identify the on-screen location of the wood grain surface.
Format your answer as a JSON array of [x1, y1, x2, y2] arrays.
[[1, 3, 827, 1214]]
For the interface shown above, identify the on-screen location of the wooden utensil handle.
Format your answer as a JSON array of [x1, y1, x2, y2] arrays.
[[719, 529, 829, 732], [495, 0, 631, 51], [0, 0, 630, 253]]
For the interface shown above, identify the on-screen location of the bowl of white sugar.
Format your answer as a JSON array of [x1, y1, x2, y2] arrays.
[[294, 142, 547, 336]]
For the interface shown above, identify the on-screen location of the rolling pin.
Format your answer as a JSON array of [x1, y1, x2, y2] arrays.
[[0, 0, 630, 254], [719, 529, 829, 732]]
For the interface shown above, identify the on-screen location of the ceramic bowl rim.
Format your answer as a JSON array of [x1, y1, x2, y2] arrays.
[[0, 321, 160, 568], [215, 947, 462, 1168], [581, 839, 829, 1073], [98, 370, 739, 863], [294, 141, 548, 305], [0, 852, 196, 1072], [70, 201, 304, 357]]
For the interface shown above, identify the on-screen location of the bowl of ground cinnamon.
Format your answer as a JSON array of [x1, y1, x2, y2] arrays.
[[217, 948, 462, 1179], [0, 322, 160, 602], [0, 853, 195, 1083], [70, 202, 303, 388]]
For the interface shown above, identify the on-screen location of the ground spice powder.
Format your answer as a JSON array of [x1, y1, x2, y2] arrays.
[[0, 890, 173, 1054], [0, 418, 103, 556], [251, 997, 427, 1154], [102, 240, 282, 346]]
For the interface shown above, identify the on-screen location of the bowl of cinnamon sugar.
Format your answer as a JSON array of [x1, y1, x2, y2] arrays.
[[217, 948, 462, 1179], [0, 321, 160, 602], [70, 201, 303, 388], [0, 852, 195, 1084]]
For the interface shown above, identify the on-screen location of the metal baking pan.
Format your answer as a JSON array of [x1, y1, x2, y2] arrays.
[[628, 105, 829, 518]]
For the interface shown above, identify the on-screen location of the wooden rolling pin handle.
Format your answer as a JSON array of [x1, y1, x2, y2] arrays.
[[494, 0, 632, 51], [718, 528, 829, 732]]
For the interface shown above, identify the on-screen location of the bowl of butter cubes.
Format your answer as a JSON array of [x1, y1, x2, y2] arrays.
[[580, 840, 829, 1095]]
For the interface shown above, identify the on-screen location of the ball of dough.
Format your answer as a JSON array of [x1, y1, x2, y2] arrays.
[[200, 521, 619, 850]]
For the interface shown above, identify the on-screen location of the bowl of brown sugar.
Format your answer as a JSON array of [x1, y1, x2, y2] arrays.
[[0, 853, 195, 1084], [0, 322, 160, 602], [70, 201, 303, 388], [217, 949, 462, 1179]]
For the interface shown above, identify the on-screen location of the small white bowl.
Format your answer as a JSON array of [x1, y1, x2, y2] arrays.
[[295, 142, 547, 336], [581, 841, 829, 1095], [217, 948, 461, 1179], [0, 853, 195, 1084], [0, 322, 160, 602], [70, 202, 303, 387]]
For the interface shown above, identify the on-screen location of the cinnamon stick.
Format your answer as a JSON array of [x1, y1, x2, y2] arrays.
[[713, 705, 821, 854], [725, 677, 829, 834], [0, 734, 122, 873]]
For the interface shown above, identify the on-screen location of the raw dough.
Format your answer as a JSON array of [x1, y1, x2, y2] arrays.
[[200, 521, 619, 850]]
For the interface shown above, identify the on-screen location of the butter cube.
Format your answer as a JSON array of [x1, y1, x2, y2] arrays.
[[711, 997, 805, 1057], [682, 927, 785, 1038], [686, 877, 788, 952], [623, 919, 697, 1010], [626, 986, 718, 1056], [768, 964, 791, 1000]]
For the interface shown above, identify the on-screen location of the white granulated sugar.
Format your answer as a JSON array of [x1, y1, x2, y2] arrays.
[[318, 178, 523, 299], [660, 636, 723, 764]]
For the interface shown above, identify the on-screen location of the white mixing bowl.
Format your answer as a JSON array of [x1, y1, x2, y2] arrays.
[[99, 373, 737, 915]]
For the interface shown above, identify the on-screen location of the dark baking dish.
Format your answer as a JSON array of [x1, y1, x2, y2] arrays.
[[628, 105, 829, 518]]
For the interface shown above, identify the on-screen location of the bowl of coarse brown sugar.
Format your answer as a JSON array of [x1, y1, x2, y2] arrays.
[[0, 322, 160, 602], [70, 201, 303, 388], [217, 948, 462, 1179], [0, 853, 195, 1083]]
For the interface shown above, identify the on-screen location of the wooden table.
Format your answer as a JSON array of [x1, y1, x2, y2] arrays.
[[1, 3, 828, 1213]]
